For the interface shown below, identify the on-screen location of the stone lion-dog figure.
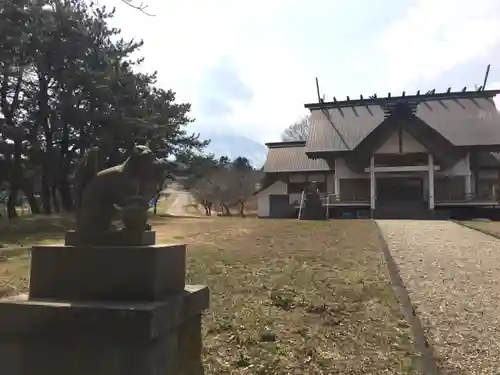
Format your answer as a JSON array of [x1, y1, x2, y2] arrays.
[[74, 145, 164, 233]]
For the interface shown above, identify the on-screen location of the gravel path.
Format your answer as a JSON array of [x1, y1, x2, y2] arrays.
[[377, 220, 500, 375]]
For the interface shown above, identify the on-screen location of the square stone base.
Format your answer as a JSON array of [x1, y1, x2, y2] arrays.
[[64, 230, 156, 246], [0, 285, 209, 375], [29, 244, 186, 301]]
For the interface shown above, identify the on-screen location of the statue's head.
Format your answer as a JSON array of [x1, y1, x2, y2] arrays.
[[126, 145, 158, 177]]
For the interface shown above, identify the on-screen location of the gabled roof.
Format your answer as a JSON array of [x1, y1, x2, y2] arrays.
[[346, 110, 460, 170], [263, 141, 330, 173], [305, 89, 500, 155]]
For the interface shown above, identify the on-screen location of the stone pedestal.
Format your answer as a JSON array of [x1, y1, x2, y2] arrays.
[[0, 232, 209, 375]]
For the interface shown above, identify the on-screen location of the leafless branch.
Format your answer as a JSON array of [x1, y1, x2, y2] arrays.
[[120, 0, 155, 16], [281, 115, 310, 141]]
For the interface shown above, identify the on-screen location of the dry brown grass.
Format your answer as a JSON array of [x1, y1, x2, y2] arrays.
[[0, 215, 417, 374], [459, 220, 500, 237]]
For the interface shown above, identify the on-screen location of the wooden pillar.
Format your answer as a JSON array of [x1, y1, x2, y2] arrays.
[[370, 155, 376, 210], [428, 153, 435, 210], [334, 175, 340, 200], [465, 149, 472, 198]]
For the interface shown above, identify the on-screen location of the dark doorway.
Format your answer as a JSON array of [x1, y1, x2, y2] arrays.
[[377, 178, 423, 202], [269, 195, 292, 218]]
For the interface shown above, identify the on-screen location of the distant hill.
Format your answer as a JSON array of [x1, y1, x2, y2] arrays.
[[200, 131, 267, 168]]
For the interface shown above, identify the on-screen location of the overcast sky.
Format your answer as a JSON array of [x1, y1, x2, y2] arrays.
[[100, 0, 500, 142]]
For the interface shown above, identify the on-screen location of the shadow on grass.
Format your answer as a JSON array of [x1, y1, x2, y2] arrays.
[[0, 214, 74, 245], [0, 247, 28, 263], [154, 213, 208, 220]]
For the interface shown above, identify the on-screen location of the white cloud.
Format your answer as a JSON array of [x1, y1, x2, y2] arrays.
[[99, 0, 500, 144], [374, 0, 500, 91]]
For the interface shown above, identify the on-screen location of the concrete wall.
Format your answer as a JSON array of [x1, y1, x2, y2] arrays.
[[435, 176, 466, 200], [436, 157, 469, 176], [257, 180, 287, 217], [335, 158, 364, 179], [477, 171, 499, 199], [375, 129, 427, 154], [327, 173, 335, 194], [339, 179, 370, 201]]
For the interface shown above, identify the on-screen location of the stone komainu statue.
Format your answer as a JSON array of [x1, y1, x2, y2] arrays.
[[73, 145, 164, 233]]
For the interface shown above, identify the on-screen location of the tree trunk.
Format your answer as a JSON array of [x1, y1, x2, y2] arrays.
[[22, 180, 40, 214], [7, 140, 23, 218], [41, 174, 51, 215], [37, 72, 53, 215], [58, 116, 73, 212], [202, 200, 212, 216], [153, 193, 160, 215], [51, 184, 60, 213], [221, 203, 231, 216], [7, 188, 18, 218], [238, 200, 245, 217], [57, 179, 74, 212]]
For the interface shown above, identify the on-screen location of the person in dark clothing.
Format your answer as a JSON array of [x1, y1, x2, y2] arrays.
[[303, 181, 324, 220]]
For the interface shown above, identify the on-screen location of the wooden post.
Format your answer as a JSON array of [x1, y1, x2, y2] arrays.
[[465, 149, 472, 199], [334, 175, 340, 200], [428, 153, 435, 210], [370, 155, 376, 211], [315, 77, 321, 102], [297, 190, 305, 220], [325, 194, 330, 219]]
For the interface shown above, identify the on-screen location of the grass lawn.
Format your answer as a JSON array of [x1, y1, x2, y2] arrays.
[[460, 220, 500, 237], [0, 215, 417, 374]]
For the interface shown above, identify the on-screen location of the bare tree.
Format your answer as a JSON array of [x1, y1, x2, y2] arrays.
[[281, 115, 310, 141], [190, 178, 217, 216], [120, 0, 155, 16], [217, 167, 262, 217], [187, 159, 262, 217]]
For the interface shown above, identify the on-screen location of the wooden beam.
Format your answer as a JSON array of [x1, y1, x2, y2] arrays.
[[315, 77, 321, 102], [482, 64, 491, 91], [304, 88, 500, 110], [428, 153, 435, 210], [364, 165, 441, 173]]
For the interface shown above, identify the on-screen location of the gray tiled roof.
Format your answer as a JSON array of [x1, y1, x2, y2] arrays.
[[263, 142, 330, 172], [306, 105, 384, 152], [306, 97, 500, 153]]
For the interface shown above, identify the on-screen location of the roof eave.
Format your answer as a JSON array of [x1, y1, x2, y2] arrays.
[[305, 150, 350, 159], [263, 168, 331, 173], [466, 145, 500, 152], [265, 141, 306, 149], [304, 89, 500, 110]]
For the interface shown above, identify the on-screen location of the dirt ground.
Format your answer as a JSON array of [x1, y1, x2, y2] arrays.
[[0, 215, 417, 374]]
